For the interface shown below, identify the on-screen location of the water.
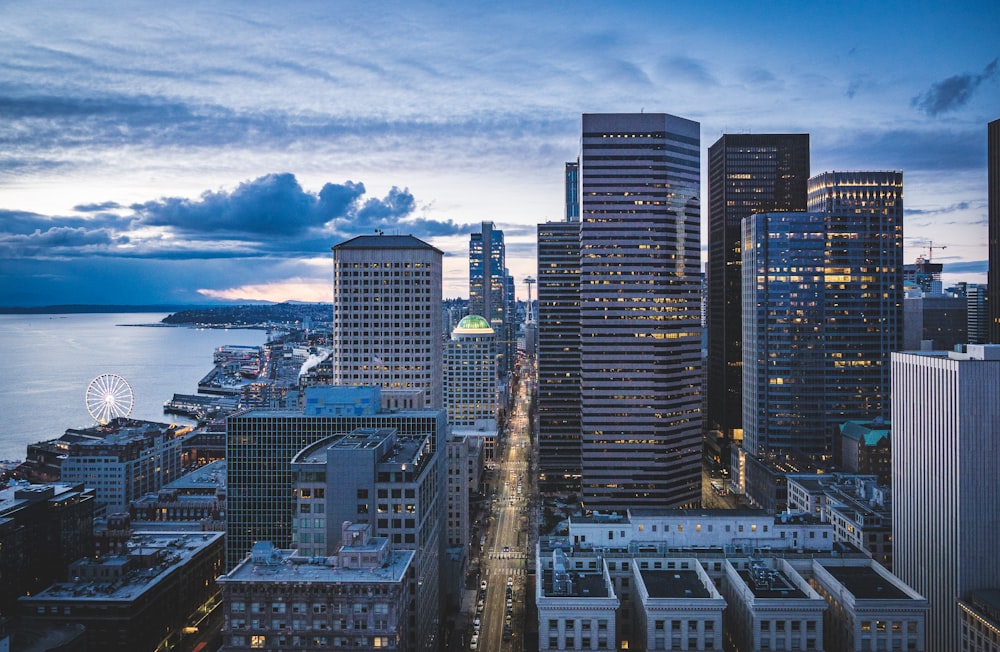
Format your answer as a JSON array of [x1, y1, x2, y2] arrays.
[[0, 313, 268, 462]]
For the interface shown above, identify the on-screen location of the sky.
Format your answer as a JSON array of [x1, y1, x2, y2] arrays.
[[1, 1, 998, 306]]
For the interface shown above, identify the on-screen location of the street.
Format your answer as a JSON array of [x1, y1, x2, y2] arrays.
[[469, 362, 534, 651]]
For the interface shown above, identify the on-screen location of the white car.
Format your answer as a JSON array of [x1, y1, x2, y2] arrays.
[[480, 580, 487, 590], [507, 576, 513, 587]]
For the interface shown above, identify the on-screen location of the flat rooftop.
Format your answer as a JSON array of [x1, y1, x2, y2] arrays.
[[164, 460, 227, 491], [21, 532, 223, 603], [225, 549, 414, 584], [738, 569, 806, 599], [542, 570, 609, 598], [823, 565, 910, 600], [640, 569, 710, 599]]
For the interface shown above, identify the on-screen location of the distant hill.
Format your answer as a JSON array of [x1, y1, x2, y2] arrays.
[[161, 302, 332, 326]]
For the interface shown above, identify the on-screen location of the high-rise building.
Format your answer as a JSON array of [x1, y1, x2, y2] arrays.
[[225, 386, 447, 570], [565, 159, 580, 221], [444, 314, 497, 428], [577, 112, 702, 510], [332, 234, 443, 409], [741, 172, 902, 463], [469, 221, 514, 376], [892, 345, 1000, 652], [988, 119, 999, 343], [967, 283, 989, 344], [291, 428, 440, 651], [705, 134, 809, 464], [536, 220, 581, 491]]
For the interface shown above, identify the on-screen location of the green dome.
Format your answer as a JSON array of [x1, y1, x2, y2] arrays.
[[455, 314, 492, 331]]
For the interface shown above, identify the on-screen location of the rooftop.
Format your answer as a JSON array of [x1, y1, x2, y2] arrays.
[[163, 460, 227, 492], [541, 569, 610, 598], [20, 532, 223, 604], [640, 569, 710, 599], [332, 234, 442, 254], [223, 547, 414, 585], [822, 564, 911, 600], [737, 567, 806, 599]]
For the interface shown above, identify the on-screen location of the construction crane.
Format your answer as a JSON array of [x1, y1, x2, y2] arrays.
[[925, 241, 947, 263]]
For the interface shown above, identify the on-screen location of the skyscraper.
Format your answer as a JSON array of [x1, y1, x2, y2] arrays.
[[892, 345, 1000, 652], [989, 118, 999, 343], [469, 221, 513, 375], [577, 112, 702, 510], [536, 219, 581, 490], [332, 234, 443, 409], [705, 134, 809, 463], [741, 172, 903, 460], [444, 314, 497, 428]]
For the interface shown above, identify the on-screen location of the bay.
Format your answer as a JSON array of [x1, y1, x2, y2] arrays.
[[0, 312, 267, 463]]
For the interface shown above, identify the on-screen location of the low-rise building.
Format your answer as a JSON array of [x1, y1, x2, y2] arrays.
[[634, 557, 725, 651], [537, 547, 619, 651], [723, 557, 827, 652], [959, 590, 1000, 652], [787, 474, 893, 570], [0, 482, 95, 617], [218, 523, 414, 652], [809, 558, 927, 651], [18, 530, 223, 652], [836, 421, 891, 485]]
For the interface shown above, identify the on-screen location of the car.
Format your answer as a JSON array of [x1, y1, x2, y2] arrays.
[[507, 575, 514, 586], [507, 598, 513, 608], [503, 545, 509, 553], [480, 580, 487, 590], [473, 618, 481, 629]]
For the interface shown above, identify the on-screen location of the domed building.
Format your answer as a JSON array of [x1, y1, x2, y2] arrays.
[[444, 314, 498, 435]]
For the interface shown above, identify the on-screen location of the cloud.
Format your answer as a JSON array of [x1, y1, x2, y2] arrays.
[[906, 201, 971, 216], [1, 173, 471, 262], [74, 201, 123, 212], [911, 58, 998, 116], [657, 56, 719, 86], [133, 173, 350, 238], [943, 260, 988, 275], [819, 127, 983, 172]]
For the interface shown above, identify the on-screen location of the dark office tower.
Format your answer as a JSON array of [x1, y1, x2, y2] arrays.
[[578, 113, 702, 511], [469, 221, 512, 374], [989, 119, 1000, 343], [741, 172, 903, 461], [536, 220, 581, 490], [332, 234, 443, 409], [705, 134, 809, 463], [565, 159, 580, 221]]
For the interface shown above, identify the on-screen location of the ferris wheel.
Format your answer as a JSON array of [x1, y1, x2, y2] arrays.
[[85, 373, 134, 425]]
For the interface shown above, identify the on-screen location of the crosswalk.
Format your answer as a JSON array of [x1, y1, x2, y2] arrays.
[[487, 551, 529, 561], [484, 567, 528, 577]]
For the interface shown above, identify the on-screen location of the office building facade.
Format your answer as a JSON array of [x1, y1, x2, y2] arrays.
[[444, 314, 497, 428], [469, 221, 514, 376], [225, 387, 447, 570], [536, 220, 581, 490], [742, 172, 903, 459], [705, 134, 809, 462], [988, 119, 999, 343], [331, 234, 443, 409], [892, 345, 1000, 652], [577, 112, 702, 510]]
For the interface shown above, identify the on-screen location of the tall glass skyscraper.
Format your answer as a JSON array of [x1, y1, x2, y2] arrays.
[[577, 113, 702, 510], [469, 221, 513, 375], [705, 134, 809, 463], [741, 172, 903, 457]]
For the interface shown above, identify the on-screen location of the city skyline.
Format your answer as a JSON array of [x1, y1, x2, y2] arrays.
[[1, 1, 998, 305]]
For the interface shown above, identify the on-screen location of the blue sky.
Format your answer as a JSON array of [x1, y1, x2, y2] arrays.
[[1, 1, 998, 305]]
